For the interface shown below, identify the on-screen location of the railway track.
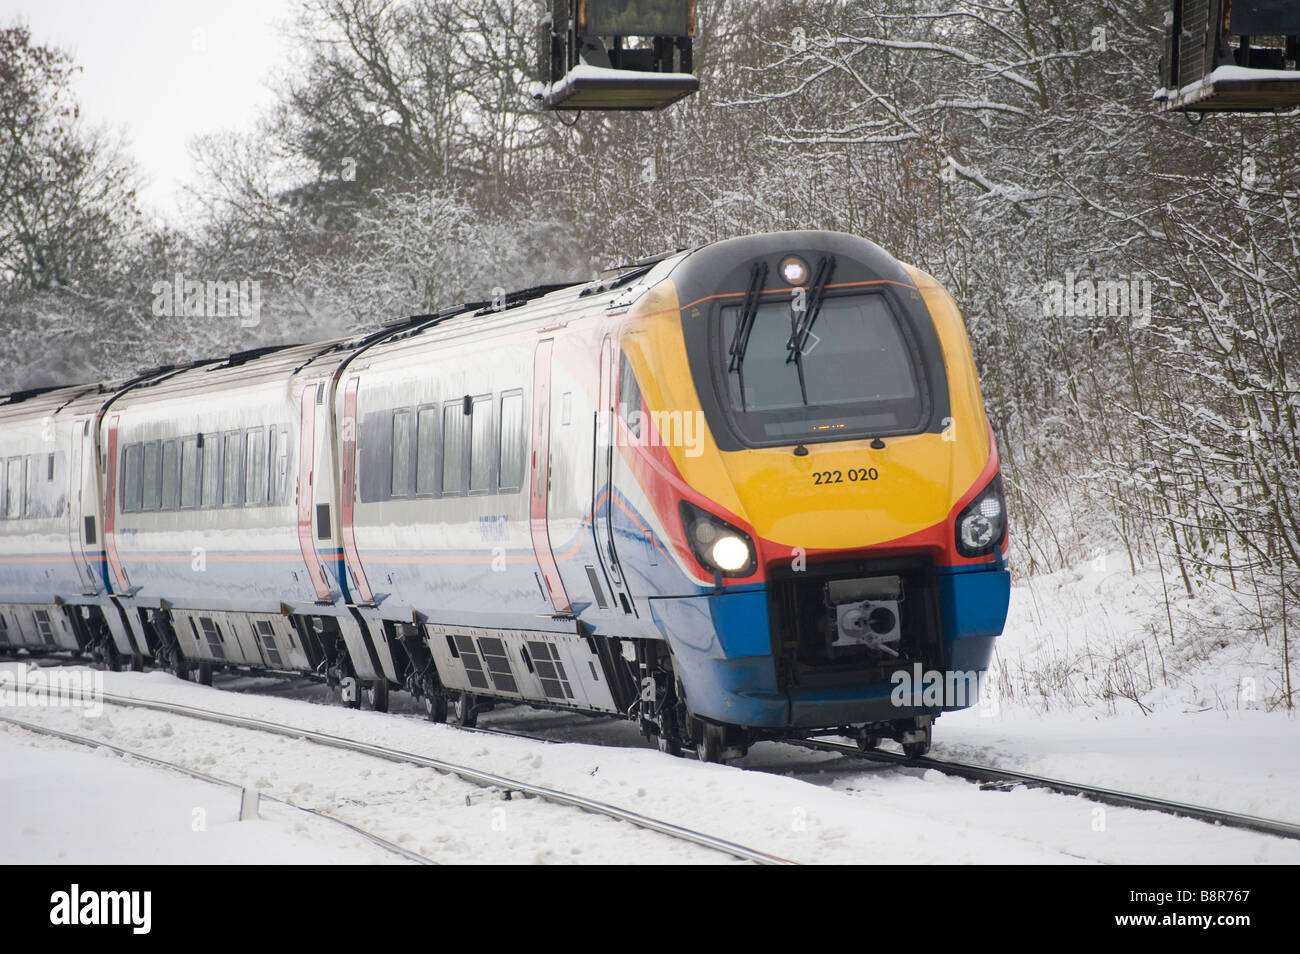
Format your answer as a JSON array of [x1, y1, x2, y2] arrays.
[[13, 658, 1300, 852], [0, 713, 438, 864], [11, 684, 797, 866], [787, 737, 1300, 843]]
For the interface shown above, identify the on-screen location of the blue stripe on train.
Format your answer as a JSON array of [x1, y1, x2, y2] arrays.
[[649, 563, 1010, 729]]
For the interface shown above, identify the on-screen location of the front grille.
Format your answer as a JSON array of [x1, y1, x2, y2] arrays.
[[768, 555, 943, 690]]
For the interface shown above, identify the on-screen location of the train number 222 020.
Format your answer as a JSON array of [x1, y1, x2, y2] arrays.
[[813, 468, 879, 485]]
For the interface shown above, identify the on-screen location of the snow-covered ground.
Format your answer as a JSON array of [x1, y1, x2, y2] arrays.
[[2, 664, 1298, 865], [0, 736, 400, 864], [931, 551, 1300, 824], [995, 549, 1293, 714]]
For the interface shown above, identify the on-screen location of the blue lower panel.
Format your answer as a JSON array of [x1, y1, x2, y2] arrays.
[[650, 565, 1010, 730]]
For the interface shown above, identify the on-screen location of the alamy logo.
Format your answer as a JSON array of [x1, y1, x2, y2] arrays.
[[49, 885, 151, 935], [0, 663, 103, 716], [1042, 272, 1152, 324], [151, 272, 261, 327], [610, 406, 706, 458], [890, 663, 981, 708]]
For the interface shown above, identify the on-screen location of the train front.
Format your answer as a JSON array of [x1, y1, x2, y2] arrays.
[[616, 230, 1010, 755]]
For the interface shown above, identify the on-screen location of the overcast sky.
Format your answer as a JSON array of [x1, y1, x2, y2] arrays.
[[2, 0, 300, 222]]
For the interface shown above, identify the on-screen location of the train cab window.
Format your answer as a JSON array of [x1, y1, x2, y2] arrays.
[[498, 392, 525, 492], [222, 431, 243, 506], [469, 396, 493, 494], [442, 404, 467, 495], [180, 437, 200, 509], [244, 428, 266, 506], [200, 434, 221, 508], [120, 445, 142, 513], [160, 440, 180, 510], [719, 294, 925, 444], [141, 441, 162, 511], [4, 457, 23, 519], [415, 406, 439, 496], [391, 409, 412, 498]]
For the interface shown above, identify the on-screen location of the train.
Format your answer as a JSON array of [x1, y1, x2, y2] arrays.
[[0, 230, 1010, 761]]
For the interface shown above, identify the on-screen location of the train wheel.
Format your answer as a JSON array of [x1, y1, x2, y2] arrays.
[[448, 692, 477, 728], [100, 641, 123, 672], [656, 733, 683, 757], [903, 740, 931, 758], [857, 730, 881, 752], [424, 693, 448, 723], [900, 721, 932, 759], [695, 724, 725, 764], [196, 662, 213, 687], [167, 647, 190, 681], [339, 675, 361, 709], [362, 679, 389, 713]]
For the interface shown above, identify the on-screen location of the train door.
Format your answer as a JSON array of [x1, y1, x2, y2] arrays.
[[339, 377, 375, 605], [531, 339, 571, 613], [66, 421, 100, 592], [592, 335, 634, 616], [102, 414, 130, 593], [296, 384, 333, 601]]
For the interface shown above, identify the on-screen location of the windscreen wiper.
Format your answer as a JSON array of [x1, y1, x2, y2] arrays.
[[786, 255, 835, 363], [786, 255, 836, 405], [727, 262, 769, 410]]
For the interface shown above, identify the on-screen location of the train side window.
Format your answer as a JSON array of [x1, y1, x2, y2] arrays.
[[200, 434, 220, 508], [244, 428, 266, 506], [141, 441, 162, 511], [415, 405, 439, 496], [121, 445, 141, 513], [0, 460, 5, 518], [391, 409, 412, 498], [4, 457, 24, 519], [442, 403, 467, 495], [24, 455, 38, 518], [618, 354, 643, 439], [266, 427, 285, 505], [274, 428, 289, 504], [498, 391, 525, 493], [180, 437, 200, 509], [266, 427, 277, 504], [160, 440, 180, 511], [469, 396, 493, 494], [222, 431, 243, 506], [358, 410, 392, 504]]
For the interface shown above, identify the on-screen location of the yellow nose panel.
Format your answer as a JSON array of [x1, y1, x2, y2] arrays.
[[620, 264, 992, 549]]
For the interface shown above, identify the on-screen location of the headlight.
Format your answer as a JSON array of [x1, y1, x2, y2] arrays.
[[679, 501, 757, 577], [779, 255, 809, 285], [710, 535, 751, 572], [955, 475, 1007, 558]]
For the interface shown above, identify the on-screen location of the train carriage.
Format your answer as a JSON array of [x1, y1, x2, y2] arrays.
[[0, 229, 1010, 760]]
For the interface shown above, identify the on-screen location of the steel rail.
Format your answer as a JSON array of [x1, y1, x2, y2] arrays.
[[791, 737, 1300, 842], [47, 688, 798, 865]]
